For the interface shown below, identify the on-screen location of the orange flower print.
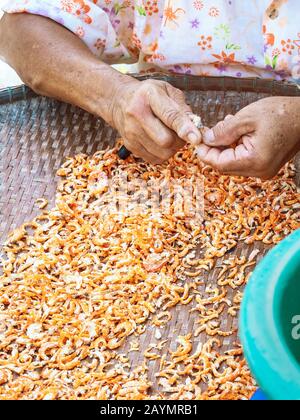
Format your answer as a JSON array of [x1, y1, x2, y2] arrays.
[[281, 39, 296, 55], [163, 1, 185, 28], [143, 23, 152, 36], [146, 52, 166, 62], [294, 33, 300, 55], [198, 35, 213, 51], [149, 41, 158, 53], [265, 33, 275, 46], [61, 0, 92, 24], [212, 51, 239, 65], [272, 48, 281, 58], [263, 25, 275, 47], [76, 26, 85, 37], [127, 46, 140, 59], [193, 0, 204, 10], [94, 38, 106, 50], [144, 40, 166, 62], [132, 32, 142, 49], [144, 0, 159, 16], [209, 7, 219, 17], [61, 0, 74, 13], [154, 53, 166, 61]]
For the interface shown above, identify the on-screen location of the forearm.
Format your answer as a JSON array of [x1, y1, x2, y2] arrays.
[[0, 13, 133, 125]]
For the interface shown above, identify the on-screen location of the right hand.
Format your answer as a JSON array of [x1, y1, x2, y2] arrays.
[[197, 97, 300, 179], [111, 78, 202, 164]]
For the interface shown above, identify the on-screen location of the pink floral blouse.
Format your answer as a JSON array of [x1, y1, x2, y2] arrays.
[[1, 0, 300, 82]]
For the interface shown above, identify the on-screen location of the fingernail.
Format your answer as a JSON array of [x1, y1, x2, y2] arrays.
[[195, 146, 204, 159], [187, 132, 200, 145], [203, 129, 215, 144]]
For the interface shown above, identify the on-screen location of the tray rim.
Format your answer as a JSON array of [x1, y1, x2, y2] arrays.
[[1, 74, 300, 106]]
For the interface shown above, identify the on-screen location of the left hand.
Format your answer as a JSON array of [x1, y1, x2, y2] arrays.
[[196, 97, 300, 179], [111, 78, 202, 164]]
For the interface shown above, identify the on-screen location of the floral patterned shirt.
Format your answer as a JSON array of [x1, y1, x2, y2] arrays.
[[1, 0, 300, 82]]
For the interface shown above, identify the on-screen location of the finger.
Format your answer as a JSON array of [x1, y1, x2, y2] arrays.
[[124, 138, 163, 165], [203, 115, 255, 147], [148, 92, 202, 145], [140, 130, 180, 161], [141, 113, 185, 153], [196, 143, 254, 174], [165, 85, 191, 112], [165, 86, 205, 133]]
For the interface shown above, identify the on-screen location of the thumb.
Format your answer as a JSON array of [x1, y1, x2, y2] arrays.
[[203, 114, 254, 147], [149, 90, 202, 145]]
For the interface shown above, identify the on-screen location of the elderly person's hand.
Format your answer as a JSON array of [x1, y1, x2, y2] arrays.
[[197, 97, 300, 179], [112, 79, 202, 164], [0, 13, 202, 166]]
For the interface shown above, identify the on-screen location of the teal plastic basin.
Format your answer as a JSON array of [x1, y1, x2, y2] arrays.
[[240, 229, 300, 400]]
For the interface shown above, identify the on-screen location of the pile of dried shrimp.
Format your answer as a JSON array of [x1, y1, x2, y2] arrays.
[[0, 144, 299, 400]]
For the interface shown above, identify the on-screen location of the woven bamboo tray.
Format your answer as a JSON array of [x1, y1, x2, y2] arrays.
[[0, 74, 299, 396]]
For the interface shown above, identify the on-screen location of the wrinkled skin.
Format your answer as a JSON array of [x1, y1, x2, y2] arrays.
[[0, 13, 201, 165], [1, 13, 299, 177], [112, 78, 202, 164], [198, 97, 300, 179]]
